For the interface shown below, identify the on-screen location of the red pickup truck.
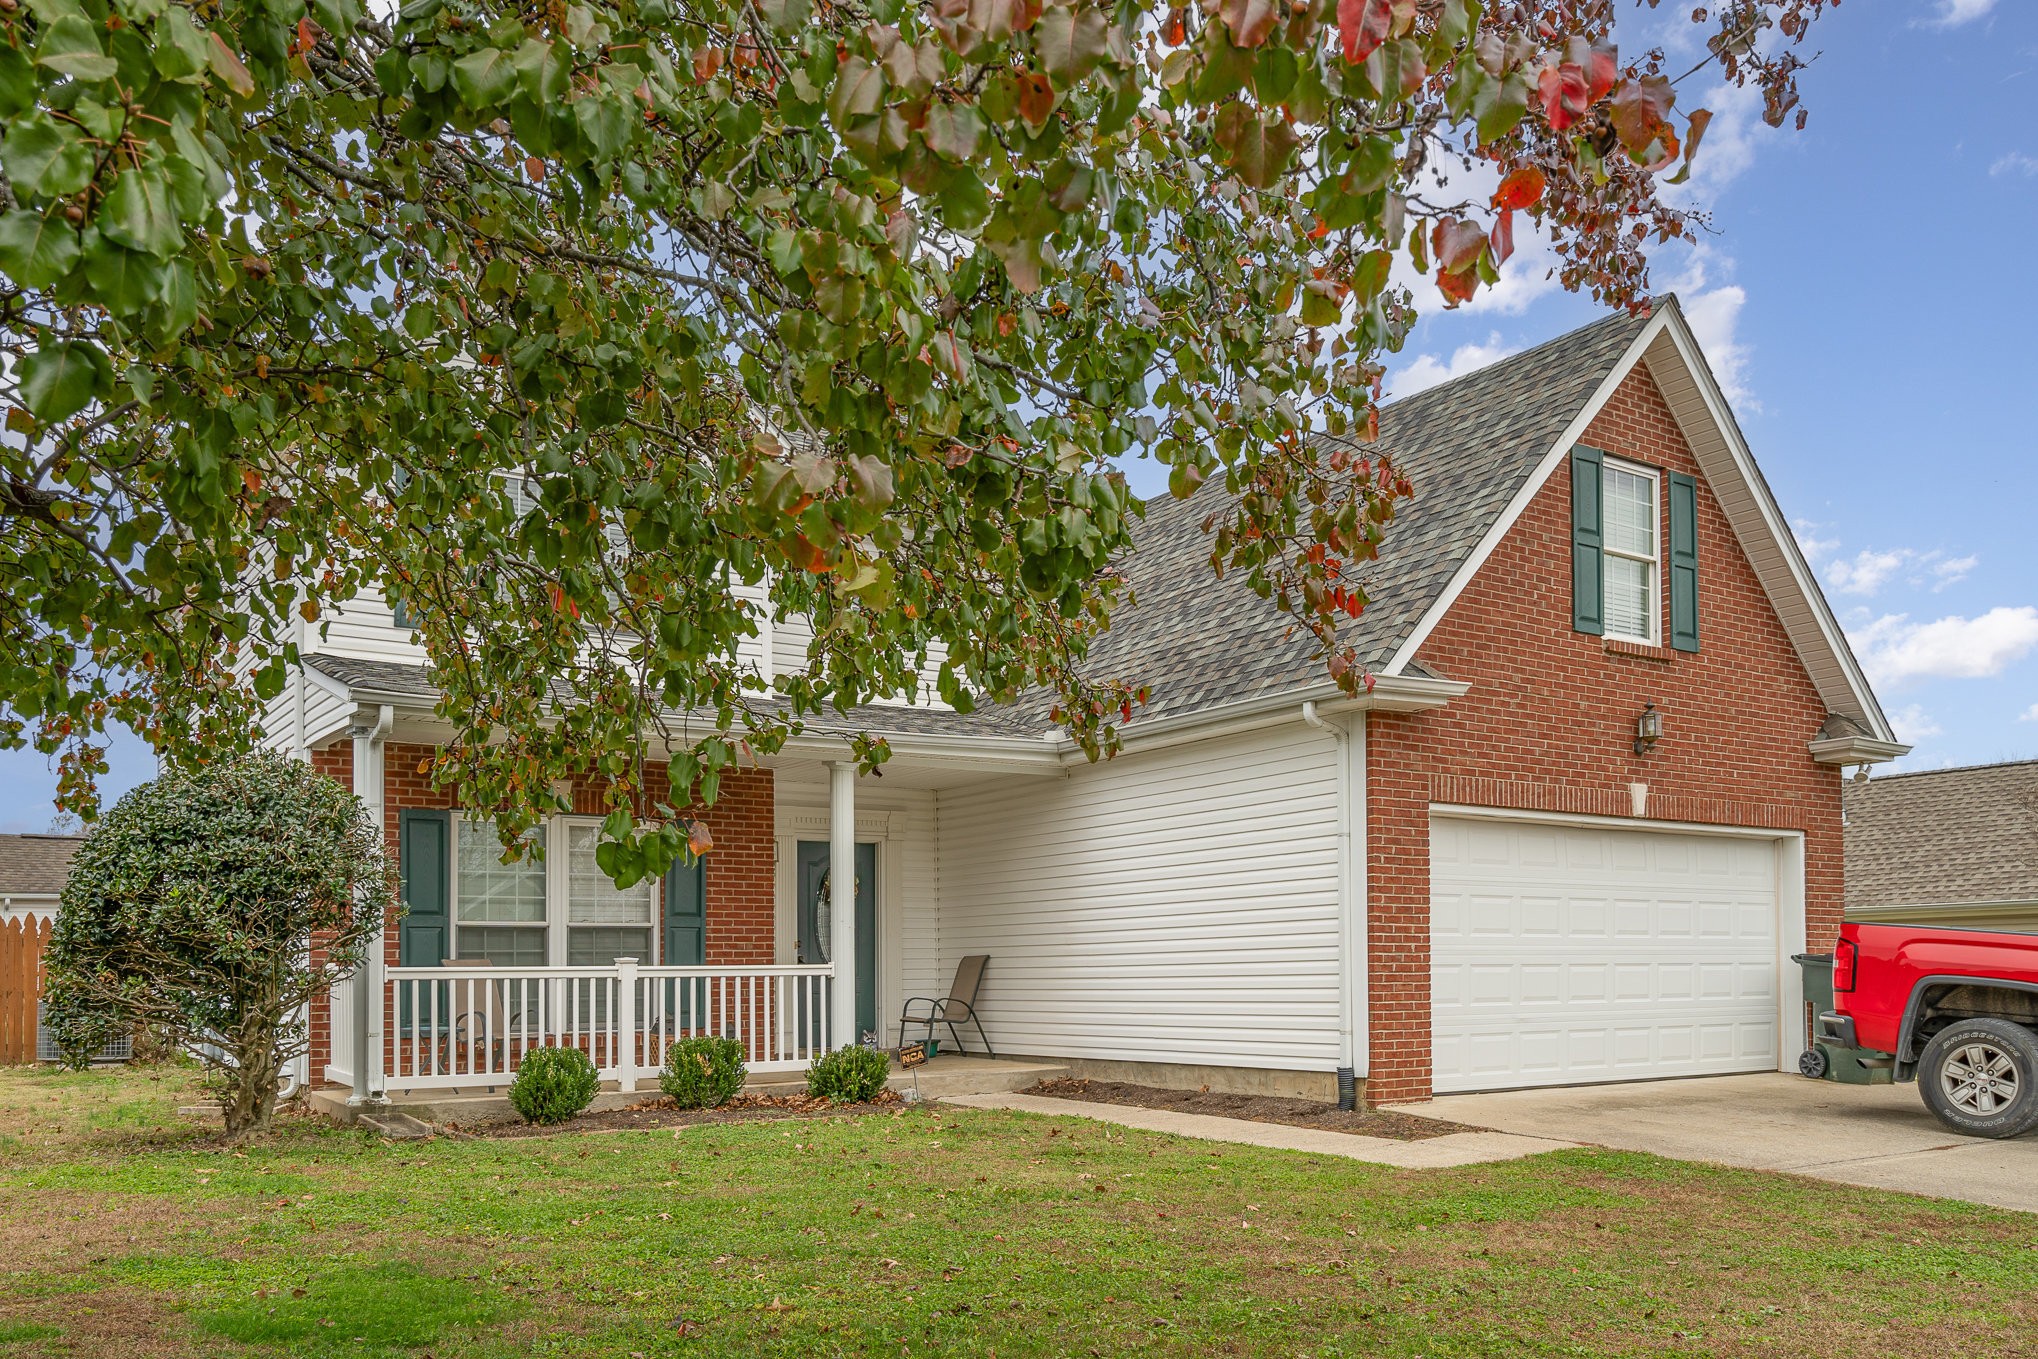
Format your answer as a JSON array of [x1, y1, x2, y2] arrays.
[[1821, 920, 2038, 1138]]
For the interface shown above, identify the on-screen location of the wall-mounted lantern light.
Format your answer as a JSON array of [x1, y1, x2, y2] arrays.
[[1633, 702, 1664, 757]]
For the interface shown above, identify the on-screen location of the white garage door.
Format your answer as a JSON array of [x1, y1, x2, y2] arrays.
[[1430, 815, 1781, 1094]]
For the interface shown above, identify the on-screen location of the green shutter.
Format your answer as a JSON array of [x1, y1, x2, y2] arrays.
[[398, 809, 452, 966], [1668, 472, 1699, 651], [663, 855, 705, 966], [1570, 445, 1605, 635]]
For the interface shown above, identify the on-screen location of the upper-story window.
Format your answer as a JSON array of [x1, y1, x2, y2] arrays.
[[1601, 459, 1659, 644], [1570, 445, 1700, 653]]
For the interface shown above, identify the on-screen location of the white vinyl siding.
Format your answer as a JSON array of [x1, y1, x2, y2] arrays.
[[1430, 815, 1781, 1093], [936, 724, 1343, 1073], [1602, 460, 1659, 643]]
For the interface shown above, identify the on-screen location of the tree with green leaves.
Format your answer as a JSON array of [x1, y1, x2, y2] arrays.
[[40, 751, 389, 1138], [1, 0, 1830, 885]]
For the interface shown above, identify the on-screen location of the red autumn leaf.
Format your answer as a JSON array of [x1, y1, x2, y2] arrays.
[[1337, 0, 1392, 65], [1165, 8, 1186, 44], [1430, 216, 1486, 274], [1610, 74, 1679, 167], [525, 156, 545, 181], [1490, 165, 1545, 211], [1586, 41, 1618, 102], [693, 47, 722, 81], [1435, 264, 1478, 304], [1537, 61, 1589, 131], [1014, 71, 1056, 129], [686, 820, 714, 856], [1490, 208, 1514, 265], [1220, 0, 1279, 49]]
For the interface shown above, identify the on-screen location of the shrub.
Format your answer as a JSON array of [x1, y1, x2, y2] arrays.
[[42, 751, 388, 1140], [806, 1044, 891, 1103], [508, 1047, 601, 1125], [659, 1036, 747, 1109]]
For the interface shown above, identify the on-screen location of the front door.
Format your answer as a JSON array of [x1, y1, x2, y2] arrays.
[[797, 841, 876, 1044]]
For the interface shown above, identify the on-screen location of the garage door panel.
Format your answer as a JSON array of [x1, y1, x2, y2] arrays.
[[1432, 815, 1781, 1094]]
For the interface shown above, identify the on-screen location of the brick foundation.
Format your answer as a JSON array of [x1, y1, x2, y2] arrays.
[[1364, 364, 1845, 1104]]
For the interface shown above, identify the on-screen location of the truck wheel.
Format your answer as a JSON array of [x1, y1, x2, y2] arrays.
[[1918, 1019, 2038, 1139]]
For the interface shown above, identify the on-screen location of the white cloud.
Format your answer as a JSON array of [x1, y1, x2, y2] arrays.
[[1886, 703, 1944, 744], [2019, 702, 2038, 723], [1390, 333, 1520, 398], [1990, 151, 2038, 178], [1821, 546, 1979, 597], [1851, 606, 2038, 687], [1663, 82, 1764, 204], [1925, 0, 1997, 28], [1677, 278, 1753, 408], [1793, 518, 1841, 565]]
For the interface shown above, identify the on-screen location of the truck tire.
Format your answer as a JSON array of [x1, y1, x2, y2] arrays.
[[1918, 1018, 2038, 1139]]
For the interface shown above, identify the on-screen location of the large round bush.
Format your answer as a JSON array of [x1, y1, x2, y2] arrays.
[[509, 1046, 602, 1125], [42, 751, 388, 1139], [660, 1036, 747, 1109]]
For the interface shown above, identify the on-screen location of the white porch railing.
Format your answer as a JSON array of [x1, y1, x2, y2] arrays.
[[379, 961, 834, 1093]]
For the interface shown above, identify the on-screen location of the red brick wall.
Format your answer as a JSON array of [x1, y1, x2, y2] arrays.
[[1364, 363, 1845, 1103], [304, 742, 775, 1085]]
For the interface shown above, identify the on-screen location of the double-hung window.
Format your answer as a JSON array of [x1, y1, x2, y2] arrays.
[[451, 815, 657, 968], [1600, 459, 1660, 645]]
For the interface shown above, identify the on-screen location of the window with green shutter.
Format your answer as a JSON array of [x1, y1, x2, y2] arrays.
[[1571, 445, 1605, 635]]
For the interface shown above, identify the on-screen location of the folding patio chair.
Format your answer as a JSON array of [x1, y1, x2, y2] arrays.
[[898, 954, 994, 1058]]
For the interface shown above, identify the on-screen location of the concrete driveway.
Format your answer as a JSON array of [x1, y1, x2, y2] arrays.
[[1388, 1073, 2038, 1214]]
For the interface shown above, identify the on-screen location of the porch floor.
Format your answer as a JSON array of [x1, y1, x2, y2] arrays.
[[307, 1054, 1067, 1128]]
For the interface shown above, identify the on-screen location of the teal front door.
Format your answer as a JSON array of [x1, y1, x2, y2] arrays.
[[796, 841, 876, 1044]]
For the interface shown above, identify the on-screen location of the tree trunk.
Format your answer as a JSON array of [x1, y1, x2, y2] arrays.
[[222, 992, 282, 1141]]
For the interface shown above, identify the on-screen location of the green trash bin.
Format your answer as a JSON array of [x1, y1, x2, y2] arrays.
[[1792, 953, 1892, 1085]]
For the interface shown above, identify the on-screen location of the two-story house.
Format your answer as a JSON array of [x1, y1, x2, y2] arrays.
[[272, 297, 1905, 1108]]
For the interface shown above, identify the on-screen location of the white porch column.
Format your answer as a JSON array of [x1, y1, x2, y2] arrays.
[[828, 759, 857, 1049], [348, 705, 393, 1106]]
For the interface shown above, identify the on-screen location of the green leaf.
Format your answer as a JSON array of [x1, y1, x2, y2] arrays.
[[20, 340, 113, 423], [511, 39, 569, 103], [757, 0, 810, 34], [921, 103, 981, 162], [154, 9, 214, 81], [0, 40, 36, 117], [0, 209, 83, 288], [35, 14, 118, 82], [98, 168, 186, 258], [147, 257, 200, 341], [1472, 69, 1530, 146], [827, 56, 884, 125], [452, 46, 518, 106], [572, 92, 635, 158], [83, 235, 166, 315], [2, 114, 96, 198], [1035, 4, 1112, 90]]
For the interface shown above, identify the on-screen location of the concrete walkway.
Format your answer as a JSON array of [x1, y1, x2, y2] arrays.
[[940, 1091, 1576, 1168], [1388, 1073, 2038, 1214]]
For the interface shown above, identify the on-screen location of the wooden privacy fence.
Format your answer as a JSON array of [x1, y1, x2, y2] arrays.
[[0, 916, 52, 1064]]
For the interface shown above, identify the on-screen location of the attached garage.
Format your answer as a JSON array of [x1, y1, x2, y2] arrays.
[[1429, 812, 1796, 1094]]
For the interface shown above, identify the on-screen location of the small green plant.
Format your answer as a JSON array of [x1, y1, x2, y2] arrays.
[[659, 1036, 747, 1109], [507, 1046, 600, 1125], [806, 1044, 891, 1103]]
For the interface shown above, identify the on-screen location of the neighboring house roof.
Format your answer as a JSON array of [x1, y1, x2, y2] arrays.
[[302, 298, 1898, 749], [1844, 761, 2038, 910], [0, 833, 85, 898]]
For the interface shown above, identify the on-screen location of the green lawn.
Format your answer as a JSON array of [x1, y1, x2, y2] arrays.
[[1, 1065, 2035, 1357]]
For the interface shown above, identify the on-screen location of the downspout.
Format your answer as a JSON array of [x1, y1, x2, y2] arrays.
[[1302, 702, 1364, 1110], [347, 704, 394, 1107]]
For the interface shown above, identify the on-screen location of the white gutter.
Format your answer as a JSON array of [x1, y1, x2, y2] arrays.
[[1302, 701, 1368, 1105], [1080, 674, 1467, 763]]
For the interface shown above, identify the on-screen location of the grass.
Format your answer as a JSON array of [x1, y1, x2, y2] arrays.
[[0, 1065, 2035, 1356]]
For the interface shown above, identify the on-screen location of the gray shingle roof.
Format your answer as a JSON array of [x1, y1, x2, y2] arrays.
[[1844, 761, 2038, 908], [0, 833, 85, 897], [308, 309, 1650, 737], [1059, 308, 1647, 720]]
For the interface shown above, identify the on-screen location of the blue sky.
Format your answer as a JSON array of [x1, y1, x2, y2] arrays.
[[1, 1, 2030, 831]]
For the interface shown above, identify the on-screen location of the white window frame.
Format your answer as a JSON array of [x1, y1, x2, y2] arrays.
[[1601, 457, 1661, 646], [449, 812, 661, 967]]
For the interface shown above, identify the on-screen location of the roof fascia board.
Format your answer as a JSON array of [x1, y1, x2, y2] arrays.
[[1808, 735, 1911, 766], [1379, 308, 1671, 677], [1649, 315, 1898, 743], [1085, 673, 1469, 760]]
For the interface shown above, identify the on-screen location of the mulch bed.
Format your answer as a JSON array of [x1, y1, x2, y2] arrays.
[[1021, 1078, 1476, 1141], [449, 1090, 906, 1139]]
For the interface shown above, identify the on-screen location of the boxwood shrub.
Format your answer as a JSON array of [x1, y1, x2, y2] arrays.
[[507, 1046, 601, 1125], [659, 1035, 747, 1109], [806, 1044, 891, 1102]]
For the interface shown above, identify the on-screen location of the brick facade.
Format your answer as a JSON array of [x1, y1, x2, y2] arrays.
[[305, 743, 775, 1087], [1364, 364, 1845, 1104]]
